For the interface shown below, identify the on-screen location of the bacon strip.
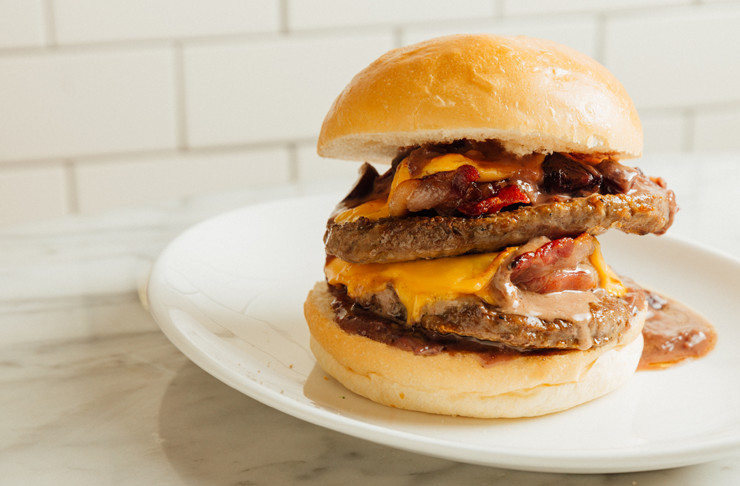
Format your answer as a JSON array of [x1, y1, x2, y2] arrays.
[[458, 185, 530, 216], [509, 234, 598, 293], [389, 165, 481, 216]]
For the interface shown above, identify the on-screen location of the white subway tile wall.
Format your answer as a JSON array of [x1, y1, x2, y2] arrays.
[[183, 32, 395, 147], [0, 163, 69, 225], [295, 142, 364, 184], [502, 0, 692, 16], [400, 14, 599, 59], [287, 0, 495, 30], [1, 0, 739, 224], [640, 110, 689, 152], [74, 147, 291, 214], [603, 4, 740, 109], [53, 0, 280, 44], [694, 109, 740, 151], [0, 0, 46, 48], [0, 47, 176, 161]]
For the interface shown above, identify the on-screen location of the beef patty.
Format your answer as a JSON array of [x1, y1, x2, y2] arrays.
[[325, 191, 674, 264], [329, 283, 645, 352]]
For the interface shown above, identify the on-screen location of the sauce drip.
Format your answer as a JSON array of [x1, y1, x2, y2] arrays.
[[638, 291, 717, 371]]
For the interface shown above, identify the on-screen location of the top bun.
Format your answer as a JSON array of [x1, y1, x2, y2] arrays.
[[318, 34, 642, 163]]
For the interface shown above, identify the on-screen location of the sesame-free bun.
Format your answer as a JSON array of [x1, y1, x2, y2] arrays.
[[304, 282, 646, 418], [318, 34, 642, 164]]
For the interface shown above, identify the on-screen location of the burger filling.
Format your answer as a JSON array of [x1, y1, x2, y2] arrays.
[[325, 233, 644, 354], [326, 140, 677, 264], [332, 140, 672, 223]]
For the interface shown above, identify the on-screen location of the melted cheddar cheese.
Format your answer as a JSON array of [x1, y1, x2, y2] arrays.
[[418, 153, 524, 182], [589, 239, 627, 297], [333, 198, 389, 223], [333, 160, 411, 224], [325, 249, 516, 322]]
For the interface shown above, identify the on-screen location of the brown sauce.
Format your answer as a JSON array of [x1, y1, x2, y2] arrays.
[[638, 291, 717, 371]]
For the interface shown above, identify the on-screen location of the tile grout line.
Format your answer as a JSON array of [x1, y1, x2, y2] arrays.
[[0, 137, 319, 168], [594, 12, 607, 65], [0, 24, 397, 58], [683, 108, 696, 152], [392, 26, 404, 48], [42, 0, 57, 47], [287, 143, 299, 183], [172, 41, 189, 151], [279, 0, 290, 34], [493, 0, 504, 18], [63, 160, 80, 214]]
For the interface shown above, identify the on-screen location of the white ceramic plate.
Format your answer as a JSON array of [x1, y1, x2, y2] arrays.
[[147, 195, 740, 474]]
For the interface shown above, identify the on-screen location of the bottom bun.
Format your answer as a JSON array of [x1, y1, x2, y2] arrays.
[[304, 282, 646, 418]]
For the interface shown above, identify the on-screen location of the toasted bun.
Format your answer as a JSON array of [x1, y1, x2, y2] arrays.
[[318, 34, 642, 163], [304, 282, 645, 418]]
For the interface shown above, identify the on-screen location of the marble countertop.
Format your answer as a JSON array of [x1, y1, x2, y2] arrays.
[[2, 153, 740, 485]]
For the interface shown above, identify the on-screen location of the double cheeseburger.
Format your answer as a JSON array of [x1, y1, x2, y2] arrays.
[[304, 34, 677, 417]]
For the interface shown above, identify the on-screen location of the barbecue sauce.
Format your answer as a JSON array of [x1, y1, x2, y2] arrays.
[[638, 291, 717, 371]]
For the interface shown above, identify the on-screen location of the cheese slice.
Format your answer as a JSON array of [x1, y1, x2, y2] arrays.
[[333, 198, 389, 224], [419, 153, 522, 182], [325, 249, 515, 322], [589, 239, 627, 297], [333, 160, 412, 224]]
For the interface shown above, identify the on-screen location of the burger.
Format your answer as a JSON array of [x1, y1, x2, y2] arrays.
[[303, 34, 677, 418]]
